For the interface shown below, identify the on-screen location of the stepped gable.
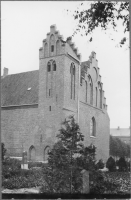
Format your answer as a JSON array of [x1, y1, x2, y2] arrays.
[[1, 70, 39, 106], [80, 51, 108, 110], [66, 36, 81, 60], [39, 25, 81, 60], [39, 25, 66, 59]]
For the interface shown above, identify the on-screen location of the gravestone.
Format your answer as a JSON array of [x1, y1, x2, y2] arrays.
[[81, 169, 90, 194], [21, 151, 28, 169]]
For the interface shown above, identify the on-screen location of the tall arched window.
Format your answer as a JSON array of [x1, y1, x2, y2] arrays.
[[52, 61, 56, 71], [96, 87, 97, 107], [70, 63, 75, 100], [100, 88, 102, 109], [50, 34, 55, 56], [47, 60, 57, 98], [88, 76, 93, 105], [90, 81, 93, 105], [44, 43, 48, 57], [56, 40, 60, 55], [47, 62, 51, 72], [90, 117, 96, 137], [98, 82, 102, 109], [85, 81, 87, 102]]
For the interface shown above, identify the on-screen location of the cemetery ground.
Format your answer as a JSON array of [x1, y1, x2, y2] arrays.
[[2, 158, 130, 195], [2, 118, 130, 197]]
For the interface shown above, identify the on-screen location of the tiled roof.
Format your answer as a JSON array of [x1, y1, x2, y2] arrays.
[[110, 128, 130, 137], [1, 70, 39, 106]]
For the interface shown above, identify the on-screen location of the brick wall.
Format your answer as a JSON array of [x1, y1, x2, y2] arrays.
[[1, 106, 40, 159]]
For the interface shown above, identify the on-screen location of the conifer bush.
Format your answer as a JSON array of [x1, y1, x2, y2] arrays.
[[117, 157, 127, 172], [106, 156, 116, 172], [40, 116, 97, 193]]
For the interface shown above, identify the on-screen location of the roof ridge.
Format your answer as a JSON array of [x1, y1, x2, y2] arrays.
[[3, 69, 39, 77]]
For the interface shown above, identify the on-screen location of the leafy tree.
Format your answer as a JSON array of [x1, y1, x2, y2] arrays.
[[76, 144, 97, 171], [71, 1, 129, 47], [110, 135, 130, 159], [110, 136, 119, 159], [41, 116, 97, 193], [106, 156, 116, 172], [2, 143, 6, 161]]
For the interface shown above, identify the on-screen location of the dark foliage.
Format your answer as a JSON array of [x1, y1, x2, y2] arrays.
[[76, 144, 97, 171], [103, 172, 130, 194], [72, 2, 129, 46], [106, 156, 116, 172], [40, 116, 97, 193], [2, 143, 7, 161], [110, 135, 130, 159], [117, 157, 127, 172], [90, 171, 119, 194], [96, 159, 105, 169], [2, 158, 46, 189], [28, 161, 47, 169]]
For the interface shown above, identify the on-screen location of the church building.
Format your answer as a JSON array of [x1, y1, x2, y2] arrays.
[[1, 25, 110, 162]]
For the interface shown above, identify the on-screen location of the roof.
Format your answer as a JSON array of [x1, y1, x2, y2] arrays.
[[110, 128, 130, 137], [1, 70, 39, 106]]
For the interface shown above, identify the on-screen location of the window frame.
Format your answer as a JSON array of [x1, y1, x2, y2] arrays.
[[53, 61, 56, 71], [51, 45, 54, 52], [47, 62, 51, 72], [90, 117, 96, 137]]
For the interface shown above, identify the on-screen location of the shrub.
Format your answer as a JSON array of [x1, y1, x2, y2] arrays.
[[2, 167, 45, 189], [96, 159, 104, 169], [117, 157, 127, 172], [2, 157, 21, 179], [90, 171, 119, 194], [28, 161, 45, 169], [1, 143, 7, 161], [106, 156, 116, 172]]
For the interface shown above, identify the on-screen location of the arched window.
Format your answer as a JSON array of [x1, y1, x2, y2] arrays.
[[44, 146, 50, 161], [70, 63, 75, 100], [56, 40, 60, 55], [90, 117, 96, 137], [88, 75, 93, 105], [47, 62, 51, 72], [50, 34, 55, 56], [85, 81, 87, 102], [90, 82, 93, 105], [96, 87, 97, 107], [44, 43, 48, 58], [100, 88, 102, 109], [47, 60, 57, 98], [29, 145, 36, 161], [98, 82, 102, 109], [52, 61, 56, 71]]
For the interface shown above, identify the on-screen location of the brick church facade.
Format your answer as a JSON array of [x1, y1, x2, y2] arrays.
[[1, 25, 110, 162]]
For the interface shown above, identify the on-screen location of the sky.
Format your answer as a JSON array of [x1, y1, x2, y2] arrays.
[[1, 1, 130, 129]]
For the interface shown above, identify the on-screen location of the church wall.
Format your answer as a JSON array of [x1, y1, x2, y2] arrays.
[[63, 56, 79, 116], [79, 102, 110, 162], [1, 107, 39, 159], [38, 54, 66, 158]]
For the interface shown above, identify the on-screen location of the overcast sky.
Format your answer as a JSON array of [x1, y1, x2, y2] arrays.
[[1, 1, 130, 129]]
